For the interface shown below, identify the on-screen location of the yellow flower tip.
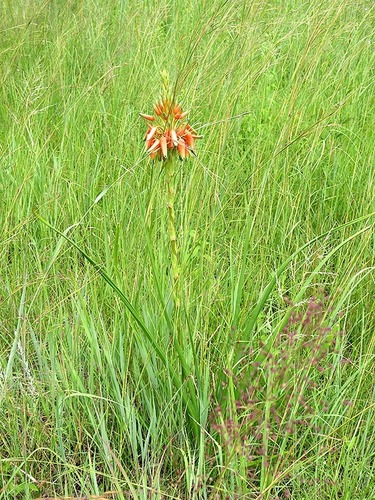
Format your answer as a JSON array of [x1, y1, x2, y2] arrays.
[[140, 113, 155, 121]]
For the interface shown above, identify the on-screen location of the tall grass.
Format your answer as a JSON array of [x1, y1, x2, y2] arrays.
[[0, 0, 374, 498]]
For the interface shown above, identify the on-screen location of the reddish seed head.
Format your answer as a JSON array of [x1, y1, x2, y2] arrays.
[[210, 295, 341, 467], [343, 400, 353, 407]]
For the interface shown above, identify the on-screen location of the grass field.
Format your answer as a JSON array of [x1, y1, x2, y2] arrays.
[[0, 0, 374, 498]]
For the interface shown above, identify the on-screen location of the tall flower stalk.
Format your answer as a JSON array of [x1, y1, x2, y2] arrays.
[[164, 156, 180, 307], [140, 72, 202, 309]]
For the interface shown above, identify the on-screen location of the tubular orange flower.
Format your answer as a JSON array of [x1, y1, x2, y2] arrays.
[[140, 95, 202, 161], [140, 113, 155, 121]]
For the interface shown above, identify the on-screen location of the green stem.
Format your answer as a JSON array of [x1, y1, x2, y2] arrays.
[[164, 156, 180, 309]]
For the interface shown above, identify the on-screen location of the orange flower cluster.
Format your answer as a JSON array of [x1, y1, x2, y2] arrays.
[[140, 98, 202, 160]]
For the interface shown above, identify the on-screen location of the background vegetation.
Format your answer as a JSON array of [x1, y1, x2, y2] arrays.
[[0, 0, 374, 498]]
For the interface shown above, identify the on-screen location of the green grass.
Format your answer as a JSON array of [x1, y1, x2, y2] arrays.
[[0, 0, 374, 498]]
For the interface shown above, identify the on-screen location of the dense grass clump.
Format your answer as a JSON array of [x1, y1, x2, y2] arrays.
[[0, 0, 374, 498]]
